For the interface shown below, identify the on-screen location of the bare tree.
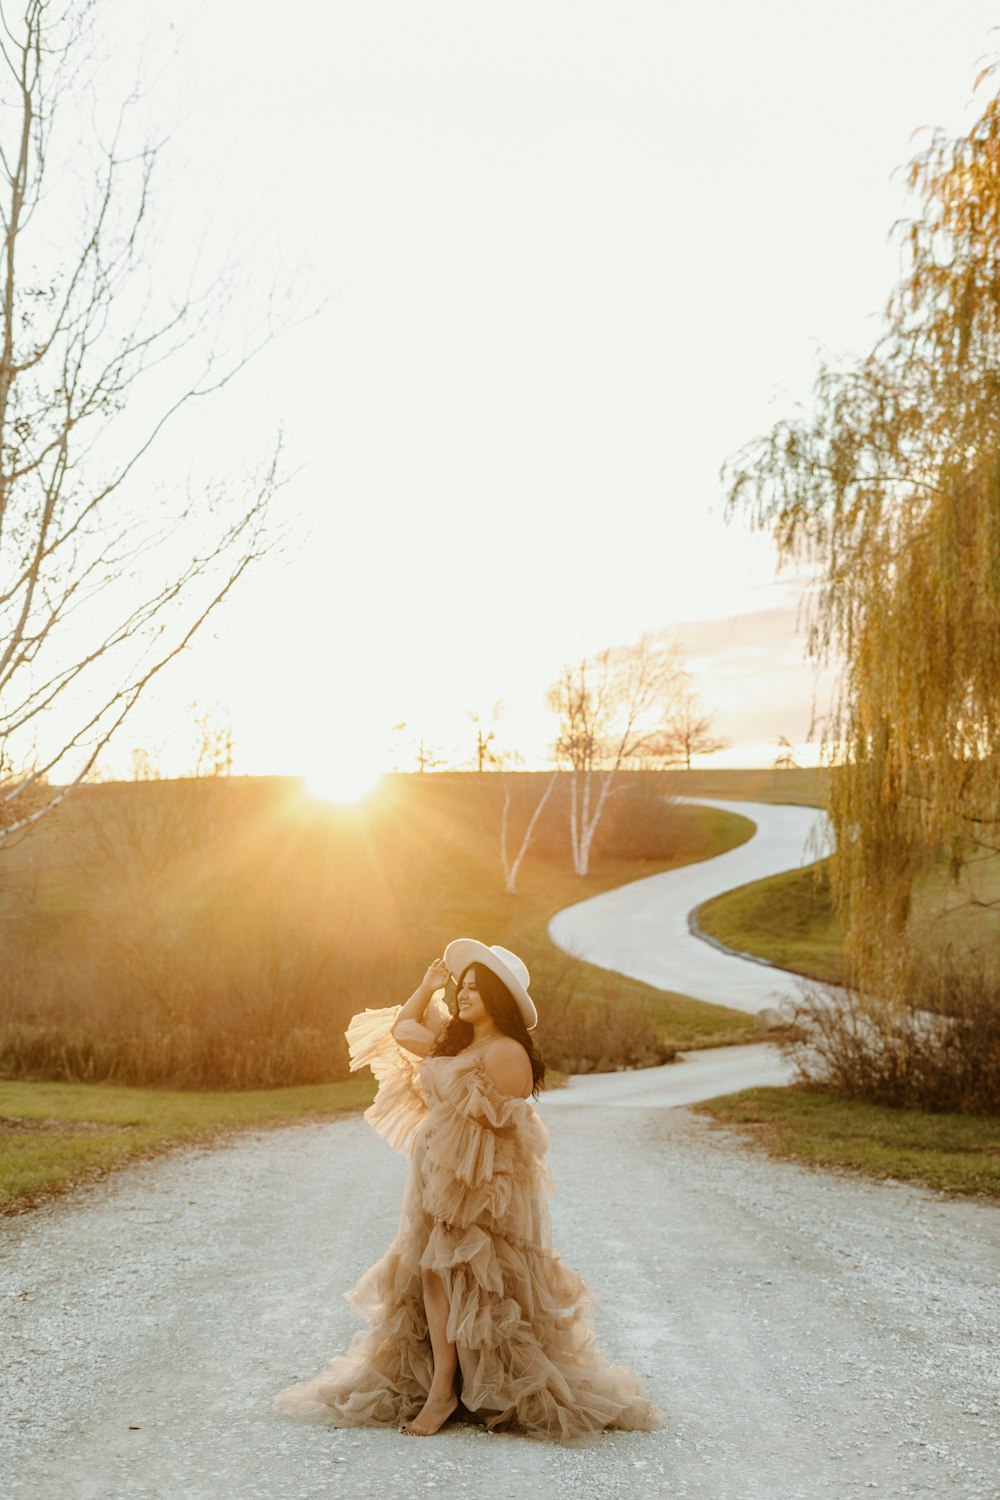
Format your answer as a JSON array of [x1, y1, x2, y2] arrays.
[[467, 701, 503, 772], [129, 746, 161, 782], [0, 1, 282, 845], [190, 701, 234, 778], [548, 632, 685, 876], [772, 735, 799, 771], [497, 765, 558, 894], [661, 678, 729, 770], [415, 738, 446, 773]]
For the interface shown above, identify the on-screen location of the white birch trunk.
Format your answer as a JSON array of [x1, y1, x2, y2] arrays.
[[569, 772, 582, 875], [506, 771, 558, 893], [577, 769, 616, 876]]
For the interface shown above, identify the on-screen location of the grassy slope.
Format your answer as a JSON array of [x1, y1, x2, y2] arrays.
[[696, 841, 1000, 987], [692, 1086, 1000, 1201], [659, 765, 830, 807], [697, 858, 846, 985], [0, 786, 759, 1212], [0, 779, 760, 1076]]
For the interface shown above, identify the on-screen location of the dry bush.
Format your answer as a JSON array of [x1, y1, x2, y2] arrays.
[[777, 952, 1000, 1115], [532, 953, 675, 1074], [537, 999, 675, 1075]]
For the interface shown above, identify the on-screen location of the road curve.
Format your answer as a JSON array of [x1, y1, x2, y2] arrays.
[[549, 797, 833, 1017], [538, 1040, 795, 1110]]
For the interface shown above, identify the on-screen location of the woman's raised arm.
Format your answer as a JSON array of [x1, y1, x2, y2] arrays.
[[390, 958, 451, 1056]]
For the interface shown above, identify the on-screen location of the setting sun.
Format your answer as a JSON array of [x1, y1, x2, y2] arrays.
[[304, 758, 383, 805]]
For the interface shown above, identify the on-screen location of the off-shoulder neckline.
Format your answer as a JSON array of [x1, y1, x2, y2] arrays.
[[471, 1053, 534, 1104], [421, 1047, 535, 1104]]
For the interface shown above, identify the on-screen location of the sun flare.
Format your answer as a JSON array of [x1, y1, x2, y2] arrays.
[[305, 759, 383, 805]]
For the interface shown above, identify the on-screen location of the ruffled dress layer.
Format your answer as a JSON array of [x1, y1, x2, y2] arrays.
[[273, 1000, 663, 1443]]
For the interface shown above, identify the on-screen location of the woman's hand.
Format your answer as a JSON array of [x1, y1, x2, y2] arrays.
[[421, 957, 450, 996], [392, 959, 451, 1044]]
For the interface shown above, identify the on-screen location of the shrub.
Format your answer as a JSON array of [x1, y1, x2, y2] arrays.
[[531, 953, 676, 1074], [777, 951, 1000, 1115]]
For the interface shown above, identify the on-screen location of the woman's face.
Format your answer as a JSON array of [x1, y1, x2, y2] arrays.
[[456, 967, 490, 1027]]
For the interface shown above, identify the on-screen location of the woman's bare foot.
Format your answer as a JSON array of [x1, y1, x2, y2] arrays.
[[400, 1388, 459, 1436]]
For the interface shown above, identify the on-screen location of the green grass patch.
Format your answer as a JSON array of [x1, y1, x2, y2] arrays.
[[693, 1085, 1000, 1200], [631, 989, 757, 1049], [695, 843, 1000, 990], [696, 858, 846, 985], [0, 1076, 377, 1213]]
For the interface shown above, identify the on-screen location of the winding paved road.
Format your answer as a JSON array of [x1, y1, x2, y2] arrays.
[[549, 797, 834, 1015]]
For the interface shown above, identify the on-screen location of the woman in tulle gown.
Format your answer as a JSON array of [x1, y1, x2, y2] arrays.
[[274, 938, 663, 1443]]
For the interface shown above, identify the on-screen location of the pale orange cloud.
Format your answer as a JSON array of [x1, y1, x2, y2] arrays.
[[673, 601, 842, 765]]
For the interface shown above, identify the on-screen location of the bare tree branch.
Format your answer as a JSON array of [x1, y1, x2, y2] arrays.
[[0, 0, 291, 842]]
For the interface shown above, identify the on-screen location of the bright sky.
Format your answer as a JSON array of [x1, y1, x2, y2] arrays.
[[76, 0, 998, 791]]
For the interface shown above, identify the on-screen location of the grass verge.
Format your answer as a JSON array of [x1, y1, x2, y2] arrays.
[[0, 1076, 376, 1215], [692, 1085, 1000, 1201], [696, 845, 1000, 992], [696, 858, 846, 985]]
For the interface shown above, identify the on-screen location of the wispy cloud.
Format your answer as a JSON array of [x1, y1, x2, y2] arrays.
[[674, 601, 841, 756]]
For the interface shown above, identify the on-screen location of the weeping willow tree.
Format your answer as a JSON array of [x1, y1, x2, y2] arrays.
[[725, 76, 1000, 1008]]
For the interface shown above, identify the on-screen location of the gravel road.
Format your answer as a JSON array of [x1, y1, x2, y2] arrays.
[[549, 798, 835, 1013], [3, 1066, 998, 1500]]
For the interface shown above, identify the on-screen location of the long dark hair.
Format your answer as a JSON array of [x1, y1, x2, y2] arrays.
[[430, 963, 546, 1097]]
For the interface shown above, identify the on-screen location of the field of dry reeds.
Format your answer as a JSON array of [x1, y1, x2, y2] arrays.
[[0, 771, 753, 1089]]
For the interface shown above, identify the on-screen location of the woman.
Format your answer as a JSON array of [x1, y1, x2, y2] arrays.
[[274, 938, 663, 1443]]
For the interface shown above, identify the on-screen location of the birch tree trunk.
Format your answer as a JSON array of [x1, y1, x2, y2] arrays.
[[499, 771, 558, 893]]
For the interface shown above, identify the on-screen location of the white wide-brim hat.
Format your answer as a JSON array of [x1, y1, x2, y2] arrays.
[[443, 938, 537, 1031]]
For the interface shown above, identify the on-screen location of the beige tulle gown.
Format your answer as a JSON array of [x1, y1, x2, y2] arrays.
[[273, 997, 664, 1443]]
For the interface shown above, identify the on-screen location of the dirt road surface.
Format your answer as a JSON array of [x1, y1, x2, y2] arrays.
[[3, 1060, 998, 1500]]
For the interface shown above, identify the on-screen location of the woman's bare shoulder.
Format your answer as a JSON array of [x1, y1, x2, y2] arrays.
[[479, 1036, 533, 1099]]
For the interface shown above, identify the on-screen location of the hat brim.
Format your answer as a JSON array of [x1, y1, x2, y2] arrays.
[[443, 938, 538, 1031]]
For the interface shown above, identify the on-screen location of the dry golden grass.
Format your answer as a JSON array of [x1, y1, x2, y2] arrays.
[[658, 765, 831, 807], [0, 771, 758, 1089]]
